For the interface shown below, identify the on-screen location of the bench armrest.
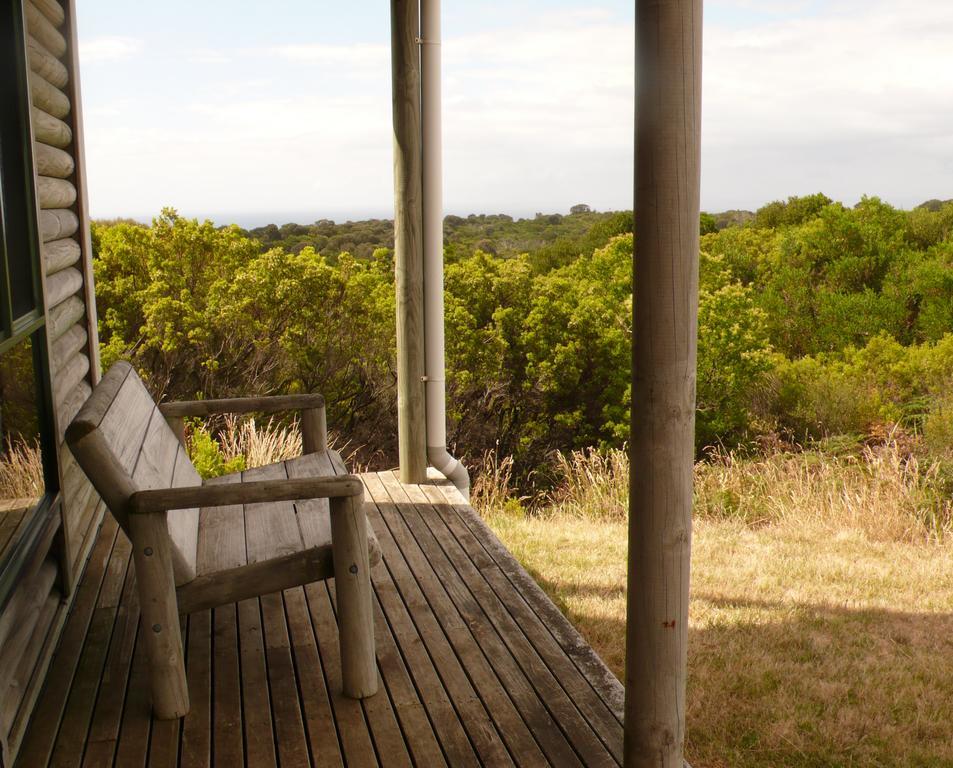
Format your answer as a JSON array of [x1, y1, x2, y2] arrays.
[[159, 394, 328, 454], [129, 475, 363, 515], [158, 394, 324, 417]]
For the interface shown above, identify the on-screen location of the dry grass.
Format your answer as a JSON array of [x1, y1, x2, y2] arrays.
[[0, 437, 44, 501], [500, 442, 952, 542], [218, 415, 303, 468], [696, 444, 953, 543], [479, 445, 953, 767], [204, 415, 352, 471]]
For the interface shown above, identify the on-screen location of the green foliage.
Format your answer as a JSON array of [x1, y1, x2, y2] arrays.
[[761, 334, 953, 440], [753, 193, 833, 229], [700, 212, 718, 235], [93, 195, 953, 489], [93, 209, 397, 453], [189, 425, 246, 479], [696, 264, 772, 447]]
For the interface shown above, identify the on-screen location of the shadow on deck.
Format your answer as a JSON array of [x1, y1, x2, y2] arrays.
[[15, 472, 623, 767]]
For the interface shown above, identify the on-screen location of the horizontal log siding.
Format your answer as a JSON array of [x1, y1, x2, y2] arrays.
[[0, 4, 103, 763]]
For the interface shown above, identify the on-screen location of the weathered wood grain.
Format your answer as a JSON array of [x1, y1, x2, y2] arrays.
[[416, 480, 620, 764], [130, 474, 363, 516], [259, 592, 311, 767], [31, 106, 71, 148], [31, 0, 65, 27], [34, 141, 74, 178], [51, 350, 88, 407], [433, 480, 625, 732], [329, 493, 378, 698], [304, 581, 379, 767], [48, 294, 84, 339], [43, 236, 80, 274], [281, 587, 345, 768], [301, 406, 327, 453], [16, 472, 627, 767], [0, 591, 60, 745], [362, 473, 514, 766], [46, 534, 131, 767], [51, 323, 86, 372], [0, 560, 56, 653], [211, 604, 244, 766], [37, 174, 75, 208], [44, 264, 82, 307], [627, 2, 702, 765], [13, 516, 120, 768], [159, 393, 324, 418], [25, 1, 66, 56], [128, 509, 189, 719], [27, 35, 68, 87], [391, 0, 428, 483], [195, 473, 244, 574], [177, 547, 334, 615], [180, 610, 212, 767], [378, 471, 559, 764], [237, 598, 277, 767], [56, 380, 91, 439], [29, 71, 69, 119]]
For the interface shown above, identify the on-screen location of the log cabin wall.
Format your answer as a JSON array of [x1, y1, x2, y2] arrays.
[[0, 1, 102, 764], [28, 0, 103, 579]]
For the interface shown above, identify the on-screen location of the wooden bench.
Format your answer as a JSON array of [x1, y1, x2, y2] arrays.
[[66, 362, 379, 719]]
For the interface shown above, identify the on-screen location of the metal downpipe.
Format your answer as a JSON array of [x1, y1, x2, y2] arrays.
[[421, 0, 469, 500]]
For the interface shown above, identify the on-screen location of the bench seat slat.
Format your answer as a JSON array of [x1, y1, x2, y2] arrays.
[[196, 473, 245, 574], [241, 461, 304, 564], [287, 452, 334, 549], [195, 452, 381, 580]]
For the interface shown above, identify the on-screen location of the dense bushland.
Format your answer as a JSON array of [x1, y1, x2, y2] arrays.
[[92, 195, 953, 491]]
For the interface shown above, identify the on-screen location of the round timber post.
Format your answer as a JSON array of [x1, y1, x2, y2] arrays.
[[390, 0, 428, 483], [625, 0, 702, 766]]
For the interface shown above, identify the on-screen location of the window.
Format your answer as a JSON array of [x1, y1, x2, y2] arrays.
[[0, 0, 59, 600]]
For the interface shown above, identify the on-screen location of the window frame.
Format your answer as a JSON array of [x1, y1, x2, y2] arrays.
[[0, 0, 62, 612]]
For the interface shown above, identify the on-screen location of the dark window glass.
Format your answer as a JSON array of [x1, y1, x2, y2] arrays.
[[2, 175, 37, 320], [0, 334, 45, 563]]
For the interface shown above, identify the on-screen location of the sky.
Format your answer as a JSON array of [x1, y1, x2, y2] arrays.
[[75, 0, 953, 226]]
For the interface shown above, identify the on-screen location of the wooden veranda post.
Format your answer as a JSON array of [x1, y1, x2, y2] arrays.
[[391, 0, 428, 483], [625, 0, 702, 766]]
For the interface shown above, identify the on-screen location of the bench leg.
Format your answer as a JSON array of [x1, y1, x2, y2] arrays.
[[129, 511, 190, 719], [330, 494, 378, 698]]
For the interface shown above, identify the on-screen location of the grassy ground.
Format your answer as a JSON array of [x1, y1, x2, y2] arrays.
[[480, 446, 953, 767]]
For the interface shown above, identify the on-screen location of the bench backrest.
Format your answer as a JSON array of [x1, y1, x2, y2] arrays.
[[65, 362, 201, 585]]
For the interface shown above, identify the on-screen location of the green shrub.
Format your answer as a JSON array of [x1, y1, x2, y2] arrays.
[[189, 425, 246, 479]]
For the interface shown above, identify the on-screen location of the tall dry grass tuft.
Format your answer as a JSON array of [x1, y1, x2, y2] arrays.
[[0, 438, 44, 501], [490, 442, 952, 543], [471, 449, 522, 516], [217, 415, 302, 469], [547, 448, 628, 521], [696, 441, 953, 542]]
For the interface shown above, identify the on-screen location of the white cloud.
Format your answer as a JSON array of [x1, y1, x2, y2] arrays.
[[266, 43, 389, 69], [703, 0, 953, 206], [81, 1, 953, 219], [84, 9, 635, 220], [79, 36, 142, 64], [189, 49, 232, 65]]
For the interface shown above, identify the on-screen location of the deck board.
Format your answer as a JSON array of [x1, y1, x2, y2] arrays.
[[15, 472, 624, 767]]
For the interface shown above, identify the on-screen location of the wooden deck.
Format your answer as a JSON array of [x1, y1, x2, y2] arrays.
[[14, 471, 624, 767]]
